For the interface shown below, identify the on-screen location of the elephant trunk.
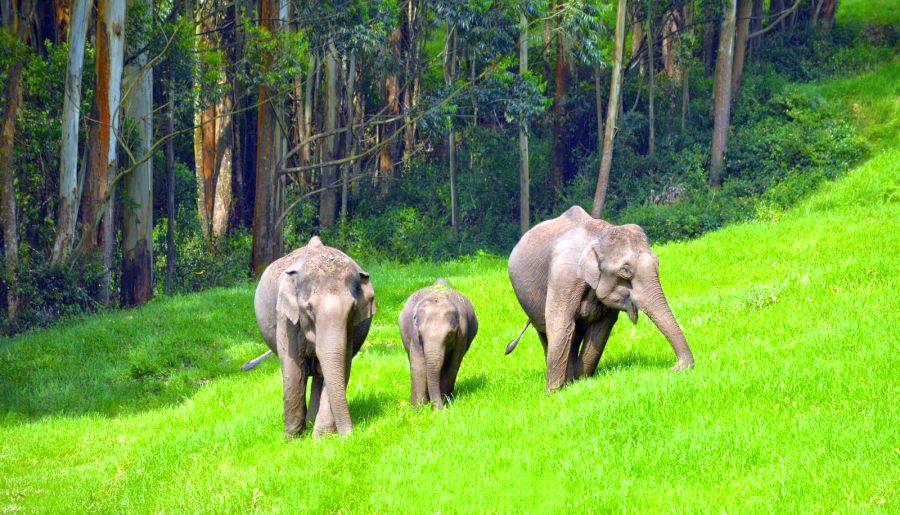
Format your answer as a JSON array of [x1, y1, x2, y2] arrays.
[[422, 330, 446, 409], [636, 271, 694, 371], [316, 317, 353, 435]]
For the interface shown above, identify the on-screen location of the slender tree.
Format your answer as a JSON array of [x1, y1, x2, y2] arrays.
[[81, 0, 126, 304], [731, 0, 752, 96], [120, 0, 154, 307], [340, 51, 356, 221], [443, 24, 459, 232], [51, 0, 90, 264], [710, 0, 737, 187], [250, 0, 284, 275], [549, 0, 571, 201], [518, 13, 530, 235], [646, 12, 655, 157], [318, 44, 339, 227], [591, 0, 627, 218], [1, 0, 35, 328]]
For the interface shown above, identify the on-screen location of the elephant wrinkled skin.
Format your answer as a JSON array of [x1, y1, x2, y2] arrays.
[[398, 279, 477, 409], [252, 236, 376, 437], [507, 206, 693, 391]]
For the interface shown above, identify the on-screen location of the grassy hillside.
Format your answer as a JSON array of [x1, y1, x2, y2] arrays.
[[2, 141, 898, 511]]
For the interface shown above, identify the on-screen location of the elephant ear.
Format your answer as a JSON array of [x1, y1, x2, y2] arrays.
[[577, 240, 605, 289], [277, 262, 306, 325], [354, 271, 376, 324]]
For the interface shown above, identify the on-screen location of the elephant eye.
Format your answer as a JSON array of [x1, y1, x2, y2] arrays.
[[618, 266, 633, 280]]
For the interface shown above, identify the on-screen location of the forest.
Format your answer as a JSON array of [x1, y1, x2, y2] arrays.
[[1, 0, 890, 333]]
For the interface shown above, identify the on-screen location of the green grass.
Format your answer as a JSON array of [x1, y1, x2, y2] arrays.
[[802, 56, 900, 152], [2, 144, 899, 512], [837, 0, 900, 29]]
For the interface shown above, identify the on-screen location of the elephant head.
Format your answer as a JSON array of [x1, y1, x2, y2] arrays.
[[276, 244, 375, 435], [577, 224, 694, 371]]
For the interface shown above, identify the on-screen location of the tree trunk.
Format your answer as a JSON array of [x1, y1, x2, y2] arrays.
[[51, 0, 90, 264], [769, 0, 784, 31], [646, 15, 655, 157], [251, 0, 284, 275], [549, 1, 570, 202], [165, 80, 176, 295], [591, 0, 627, 218], [519, 13, 530, 236], [701, 19, 716, 71], [1, 0, 34, 328], [378, 24, 402, 193], [710, 0, 737, 188], [401, 0, 418, 165], [749, 0, 763, 57], [731, 0, 752, 97], [661, 9, 679, 78], [318, 44, 339, 228], [340, 51, 355, 221], [211, 90, 234, 238], [121, 0, 153, 307], [81, 0, 126, 304], [443, 26, 458, 232]]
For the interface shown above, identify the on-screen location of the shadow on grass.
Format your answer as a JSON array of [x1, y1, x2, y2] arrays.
[[350, 392, 387, 427], [594, 353, 673, 375], [453, 374, 488, 398], [0, 287, 261, 422]]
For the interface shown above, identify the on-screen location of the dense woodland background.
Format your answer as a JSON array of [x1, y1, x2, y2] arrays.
[[0, 0, 895, 333]]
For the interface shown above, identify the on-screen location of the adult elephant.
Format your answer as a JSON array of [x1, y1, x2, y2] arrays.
[[506, 206, 693, 391], [250, 236, 376, 437]]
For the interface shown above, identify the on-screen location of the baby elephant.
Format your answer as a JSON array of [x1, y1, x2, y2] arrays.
[[398, 279, 477, 409]]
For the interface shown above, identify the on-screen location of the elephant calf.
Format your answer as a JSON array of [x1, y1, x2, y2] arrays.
[[398, 279, 477, 409], [251, 236, 376, 438]]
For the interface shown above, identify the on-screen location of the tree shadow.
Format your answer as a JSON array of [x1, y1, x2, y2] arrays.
[[0, 288, 264, 422]]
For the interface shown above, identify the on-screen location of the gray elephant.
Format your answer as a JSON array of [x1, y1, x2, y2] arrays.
[[398, 279, 477, 409], [506, 206, 693, 392], [248, 236, 376, 437]]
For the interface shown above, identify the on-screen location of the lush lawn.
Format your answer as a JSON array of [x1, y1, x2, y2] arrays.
[[2, 136, 898, 512]]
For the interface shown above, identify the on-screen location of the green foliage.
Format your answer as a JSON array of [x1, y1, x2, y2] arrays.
[[1, 145, 897, 511]]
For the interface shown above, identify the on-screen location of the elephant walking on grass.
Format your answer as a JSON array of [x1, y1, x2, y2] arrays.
[[399, 279, 477, 409], [249, 236, 376, 437], [506, 206, 693, 392]]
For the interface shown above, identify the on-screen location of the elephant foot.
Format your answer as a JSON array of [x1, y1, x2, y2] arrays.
[[312, 425, 338, 438], [669, 358, 694, 372]]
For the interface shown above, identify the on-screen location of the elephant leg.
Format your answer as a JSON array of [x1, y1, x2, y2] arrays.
[[566, 325, 586, 383], [440, 346, 465, 400], [276, 316, 307, 437], [536, 330, 548, 358], [544, 321, 577, 392], [544, 288, 578, 392], [306, 374, 323, 426], [407, 344, 428, 407], [575, 311, 618, 378], [313, 383, 337, 436]]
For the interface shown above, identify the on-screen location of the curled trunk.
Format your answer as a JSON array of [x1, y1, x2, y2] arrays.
[[637, 273, 694, 370]]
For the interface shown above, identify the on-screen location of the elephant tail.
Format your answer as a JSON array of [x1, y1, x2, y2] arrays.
[[505, 320, 531, 355], [240, 350, 273, 371]]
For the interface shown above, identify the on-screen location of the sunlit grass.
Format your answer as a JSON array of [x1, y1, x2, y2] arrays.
[[2, 139, 898, 511]]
